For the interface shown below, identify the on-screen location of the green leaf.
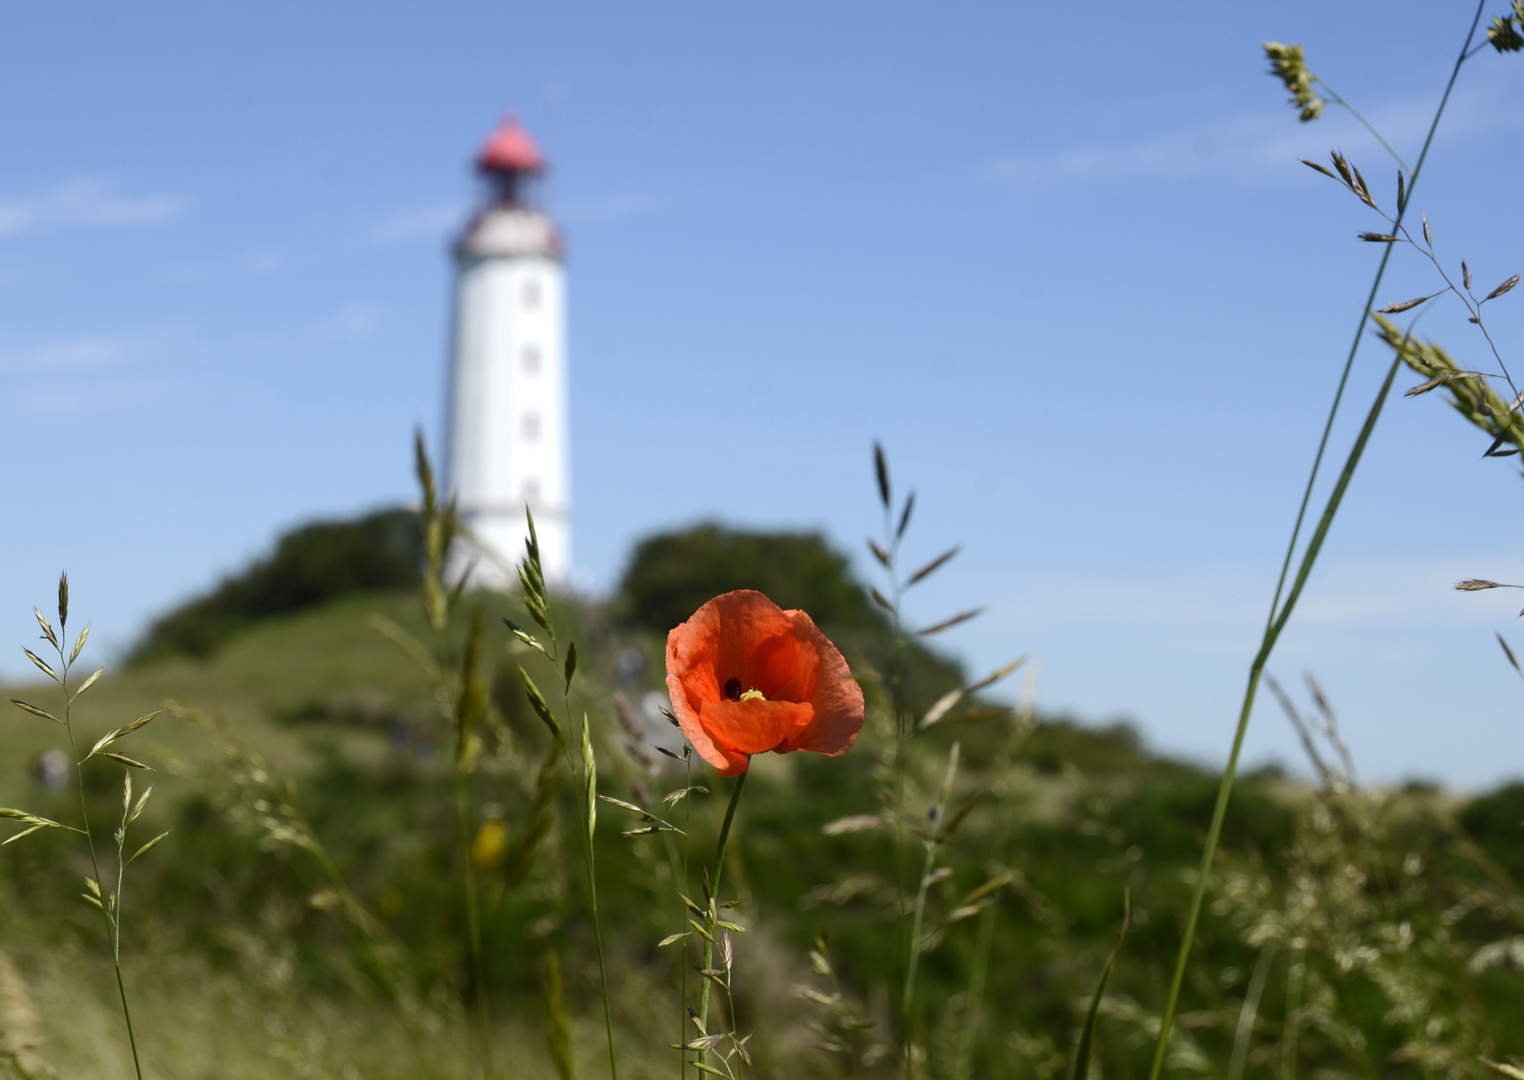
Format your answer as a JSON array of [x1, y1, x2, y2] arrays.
[[502, 617, 549, 657], [1074, 893, 1130, 1080], [128, 830, 171, 865], [935, 792, 980, 843], [521, 668, 563, 745], [563, 641, 578, 693], [2, 825, 48, 846]]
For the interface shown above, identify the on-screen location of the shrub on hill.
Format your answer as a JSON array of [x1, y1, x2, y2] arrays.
[[130, 508, 423, 663], [617, 522, 881, 635], [615, 522, 967, 714]]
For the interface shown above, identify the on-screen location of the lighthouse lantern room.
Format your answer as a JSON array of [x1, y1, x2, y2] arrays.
[[446, 116, 570, 587]]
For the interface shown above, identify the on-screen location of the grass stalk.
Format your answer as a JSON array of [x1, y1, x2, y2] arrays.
[[696, 770, 748, 1069], [1145, 9, 1486, 1076], [43, 592, 146, 1080], [901, 744, 959, 1076], [455, 772, 494, 1080]]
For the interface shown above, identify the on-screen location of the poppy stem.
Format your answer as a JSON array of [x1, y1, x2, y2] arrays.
[[696, 770, 748, 1067]]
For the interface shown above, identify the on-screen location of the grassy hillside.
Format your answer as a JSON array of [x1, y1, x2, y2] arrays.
[[2, 579, 1523, 1079]]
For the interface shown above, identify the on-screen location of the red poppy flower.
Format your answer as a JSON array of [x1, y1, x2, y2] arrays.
[[665, 590, 866, 775]]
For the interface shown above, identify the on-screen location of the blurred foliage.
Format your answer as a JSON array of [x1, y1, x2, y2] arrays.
[[5, 515, 1524, 1077], [618, 524, 881, 635], [130, 508, 423, 664]]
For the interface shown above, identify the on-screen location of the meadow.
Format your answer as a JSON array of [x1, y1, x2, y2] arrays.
[[6, 9, 1524, 1079]]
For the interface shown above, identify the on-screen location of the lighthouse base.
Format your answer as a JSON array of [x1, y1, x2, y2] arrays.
[[450, 506, 570, 592]]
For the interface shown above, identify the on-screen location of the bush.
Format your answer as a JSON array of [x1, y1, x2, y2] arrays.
[[130, 508, 423, 663]]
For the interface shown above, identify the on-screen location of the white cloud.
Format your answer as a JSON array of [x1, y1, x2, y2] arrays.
[[0, 336, 132, 371], [0, 178, 184, 237], [950, 553, 1524, 638], [17, 379, 180, 417], [984, 72, 1524, 186]]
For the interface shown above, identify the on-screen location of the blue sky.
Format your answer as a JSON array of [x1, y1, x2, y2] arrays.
[[3, 2, 1524, 786]]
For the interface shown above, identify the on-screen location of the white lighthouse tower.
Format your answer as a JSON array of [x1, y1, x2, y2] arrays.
[[446, 116, 571, 587]]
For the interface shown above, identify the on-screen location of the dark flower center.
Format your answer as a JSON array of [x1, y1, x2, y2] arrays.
[[723, 677, 743, 701]]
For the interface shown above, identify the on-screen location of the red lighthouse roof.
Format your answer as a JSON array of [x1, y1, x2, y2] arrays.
[[477, 115, 544, 174]]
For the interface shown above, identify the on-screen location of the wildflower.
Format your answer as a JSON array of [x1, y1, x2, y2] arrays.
[[666, 590, 865, 775]]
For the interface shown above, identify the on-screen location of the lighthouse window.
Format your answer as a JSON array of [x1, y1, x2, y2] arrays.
[[522, 344, 541, 374], [521, 411, 542, 441], [522, 279, 541, 308]]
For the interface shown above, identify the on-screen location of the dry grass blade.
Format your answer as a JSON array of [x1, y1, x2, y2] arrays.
[[919, 688, 963, 731], [897, 492, 915, 539], [101, 753, 152, 770], [69, 621, 90, 663], [368, 613, 442, 682], [966, 657, 1027, 695], [598, 794, 646, 815], [917, 608, 984, 637], [1464, 260, 1474, 290], [1300, 157, 1337, 179], [8, 700, 60, 724], [31, 608, 57, 650], [1482, 1060, 1524, 1080], [873, 442, 891, 508], [1351, 164, 1377, 208], [20, 650, 56, 682], [907, 546, 960, 587], [821, 814, 883, 836], [71, 666, 104, 698], [1378, 293, 1438, 314], [581, 713, 597, 844], [1406, 370, 1482, 396], [1498, 633, 1522, 673], [1358, 232, 1399, 242], [1456, 579, 1519, 591], [1485, 273, 1520, 300]]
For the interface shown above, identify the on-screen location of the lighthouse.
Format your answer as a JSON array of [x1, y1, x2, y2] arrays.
[[446, 116, 571, 587]]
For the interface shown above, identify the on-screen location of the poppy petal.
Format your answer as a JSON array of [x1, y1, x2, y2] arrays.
[[782, 610, 865, 755], [700, 699, 815, 755]]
